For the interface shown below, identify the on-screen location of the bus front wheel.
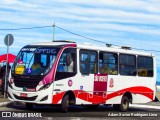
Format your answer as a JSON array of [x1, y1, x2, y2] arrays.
[[61, 95, 69, 112]]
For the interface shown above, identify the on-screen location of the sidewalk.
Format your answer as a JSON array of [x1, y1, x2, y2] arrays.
[[0, 97, 9, 102], [0, 97, 10, 107]]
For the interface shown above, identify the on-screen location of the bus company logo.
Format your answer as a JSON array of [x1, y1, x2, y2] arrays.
[[68, 80, 73, 87], [109, 78, 114, 88], [94, 74, 108, 82]]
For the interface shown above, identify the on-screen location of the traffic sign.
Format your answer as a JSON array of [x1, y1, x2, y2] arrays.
[[4, 34, 14, 46]]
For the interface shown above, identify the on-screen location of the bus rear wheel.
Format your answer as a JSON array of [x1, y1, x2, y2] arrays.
[[113, 96, 129, 112], [61, 95, 69, 112], [120, 96, 129, 112], [26, 103, 33, 110]]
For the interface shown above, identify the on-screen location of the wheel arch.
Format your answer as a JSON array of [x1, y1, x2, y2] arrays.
[[63, 90, 76, 105], [123, 91, 132, 104]]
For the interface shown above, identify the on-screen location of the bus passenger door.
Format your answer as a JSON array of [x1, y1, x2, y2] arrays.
[[80, 50, 107, 103], [54, 48, 77, 92]]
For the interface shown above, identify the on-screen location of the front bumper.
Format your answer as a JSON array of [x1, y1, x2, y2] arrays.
[[7, 84, 53, 104]]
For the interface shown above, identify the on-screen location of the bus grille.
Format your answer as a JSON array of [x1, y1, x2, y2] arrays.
[[14, 78, 40, 88], [13, 94, 37, 101]]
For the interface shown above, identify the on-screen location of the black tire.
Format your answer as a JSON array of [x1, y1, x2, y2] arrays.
[[154, 96, 159, 102], [119, 96, 129, 112], [61, 95, 69, 113], [26, 103, 33, 110]]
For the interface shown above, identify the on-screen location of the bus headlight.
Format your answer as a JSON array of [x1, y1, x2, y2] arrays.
[[38, 82, 52, 91]]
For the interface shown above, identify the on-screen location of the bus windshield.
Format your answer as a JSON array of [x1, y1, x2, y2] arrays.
[[12, 46, 60, 76]]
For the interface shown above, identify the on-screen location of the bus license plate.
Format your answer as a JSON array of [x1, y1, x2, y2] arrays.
[[20, 93, 28, 97]]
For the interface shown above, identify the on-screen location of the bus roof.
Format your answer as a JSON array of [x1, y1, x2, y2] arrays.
[[29, 40, 154, 57]]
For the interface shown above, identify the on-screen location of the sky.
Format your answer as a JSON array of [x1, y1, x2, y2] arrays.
[[0, 0, 160, 82]]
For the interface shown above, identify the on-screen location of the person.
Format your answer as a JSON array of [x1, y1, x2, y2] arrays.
[[57, 53, 74, 72], [65, 53, 74, 72], [1, 62, 11, 77], [120, 64, 130, 75], [0, 62, 10, 96], [31, 59, 41, 70]]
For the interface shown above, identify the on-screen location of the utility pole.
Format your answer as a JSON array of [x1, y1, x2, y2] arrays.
[[53, 22, 55, 41], [4, 34, 14, 98]]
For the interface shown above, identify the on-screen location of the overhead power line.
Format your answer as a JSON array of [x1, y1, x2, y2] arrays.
[[55, 25, 106, 44], [0, 25, 53, 30], [55, 25, 160, 53], [0, 24, 160, 53]]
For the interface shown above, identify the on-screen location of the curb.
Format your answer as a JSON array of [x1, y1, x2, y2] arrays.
[[0, 101, 11, 107], [0, 101, 24, 107]]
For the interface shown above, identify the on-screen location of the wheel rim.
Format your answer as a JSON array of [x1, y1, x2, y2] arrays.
[[66, 99, 69, 107], [122, 99, 128, 110], [61, 95, 69, 112]]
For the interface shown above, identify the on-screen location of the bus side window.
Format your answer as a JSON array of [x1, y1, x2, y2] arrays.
[[119, 54, 136, 76], [80, 50, 98, 74], [55, 48, 77, 80], [99, 52, 118, 75], [80, 52, 89, 74], [137, 56, 153, 77]]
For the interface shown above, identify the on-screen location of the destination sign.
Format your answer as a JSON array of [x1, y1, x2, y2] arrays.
[[21, 48, 56, 54]]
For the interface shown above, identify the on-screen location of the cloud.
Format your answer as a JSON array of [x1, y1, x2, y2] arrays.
[[1, 0, 160, 27], [0, 0, 160, 80]]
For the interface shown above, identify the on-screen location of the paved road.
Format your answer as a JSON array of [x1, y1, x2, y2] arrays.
[[0, 103, 160, 119]]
